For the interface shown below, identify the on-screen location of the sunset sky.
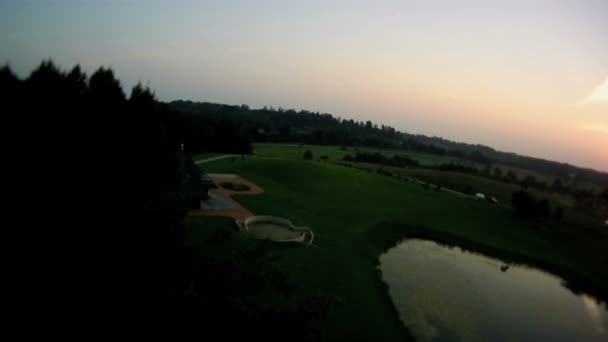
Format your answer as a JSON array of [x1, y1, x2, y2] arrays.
[[1, 0, 606, 171]]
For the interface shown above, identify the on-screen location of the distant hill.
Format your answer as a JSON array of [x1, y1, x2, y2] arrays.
[[169, 100, 608, 190]]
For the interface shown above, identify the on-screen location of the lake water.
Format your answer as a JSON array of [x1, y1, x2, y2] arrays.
[[379, 239, 608, 341]]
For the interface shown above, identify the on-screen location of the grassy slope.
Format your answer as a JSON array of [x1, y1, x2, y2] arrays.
[[258, 142, 608, 191], [187, 155, 608, 342], [254, 142, 478, 167], [369, 164, 574, 207], [255, 143, 577, 208]]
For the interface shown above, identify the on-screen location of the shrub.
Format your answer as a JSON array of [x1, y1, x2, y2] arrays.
[[435, 163, 477, 173], [554, 206, 564, 221], [512, 190, 550, 219], [348, 152, 419, 168], [392, 154, 420, 167], [303, 150, 313, 160]]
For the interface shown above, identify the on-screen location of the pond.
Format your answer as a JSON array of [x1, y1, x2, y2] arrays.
[[379, 239, 608, 341]]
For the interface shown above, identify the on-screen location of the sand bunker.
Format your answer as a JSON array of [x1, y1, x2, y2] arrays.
[[236, 216, 314, 244]]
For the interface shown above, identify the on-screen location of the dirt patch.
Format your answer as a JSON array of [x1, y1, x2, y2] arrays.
[[188, 176, 263, 220]]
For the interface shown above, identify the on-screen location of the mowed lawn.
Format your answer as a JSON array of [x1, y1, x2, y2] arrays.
[[256, 141, 576, 209], [253, 142, 478, 167], [253, 143, 582, 195], [185, 156, 608, 342], [365, 163, 574, 207]]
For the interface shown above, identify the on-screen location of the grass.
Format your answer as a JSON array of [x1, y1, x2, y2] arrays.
[[496, 163, 603, 192], [253, 143, 579, 206], [186, 154, 608, 342], [357, 163, 574, 207], [253, 142, 478, 167]]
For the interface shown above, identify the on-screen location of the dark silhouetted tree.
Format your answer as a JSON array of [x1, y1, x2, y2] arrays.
[[3, 61, 335, 340], [506, 170, 518, 183], [512, 190, 550, 219], [552, 178, 565, 193]]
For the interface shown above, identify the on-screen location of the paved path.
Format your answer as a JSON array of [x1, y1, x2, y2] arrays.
[[195, 155, 233, 164], [188, 175, 264, 220]]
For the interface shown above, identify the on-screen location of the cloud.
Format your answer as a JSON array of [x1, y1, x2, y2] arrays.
[[582, 77, 608, 104], [580, 123, 608, 135]]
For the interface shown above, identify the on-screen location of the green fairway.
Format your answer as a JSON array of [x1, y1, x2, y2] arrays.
[[359, 163, 574, 207], [253, 143, 578, 207], [253, 142, 478, 167], [186, 155, 608, 341]]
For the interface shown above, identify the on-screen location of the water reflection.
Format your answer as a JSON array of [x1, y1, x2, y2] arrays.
[[380, 239, 608, 341]]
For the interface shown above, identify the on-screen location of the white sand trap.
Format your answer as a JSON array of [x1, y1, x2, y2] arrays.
[[247, 222, 304, 240], [236, 216, 313, 244]]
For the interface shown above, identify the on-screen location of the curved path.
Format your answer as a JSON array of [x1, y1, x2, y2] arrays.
[[194, 155, 234, 164], [188, 175, 263, 220]]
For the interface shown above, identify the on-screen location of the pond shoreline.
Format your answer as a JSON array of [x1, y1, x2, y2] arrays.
[[366, 222, 608, 339]]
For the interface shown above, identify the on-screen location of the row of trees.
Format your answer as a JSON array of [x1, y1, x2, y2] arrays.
[[343, 152, 420, 168], [186, 116, 252, 155], [511, 188, 608, 223], [3, 60, 189, 333], [171, 100, 400, 148], [170, 101, 608, 192], [511, 190, 554, 219]]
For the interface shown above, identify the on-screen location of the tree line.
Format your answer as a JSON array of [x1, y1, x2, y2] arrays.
[[1, 61, 335, 339], [170, 100, 608, 191]]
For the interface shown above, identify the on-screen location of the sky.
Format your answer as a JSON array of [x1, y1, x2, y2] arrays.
[[1, 0, 607, 171]]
